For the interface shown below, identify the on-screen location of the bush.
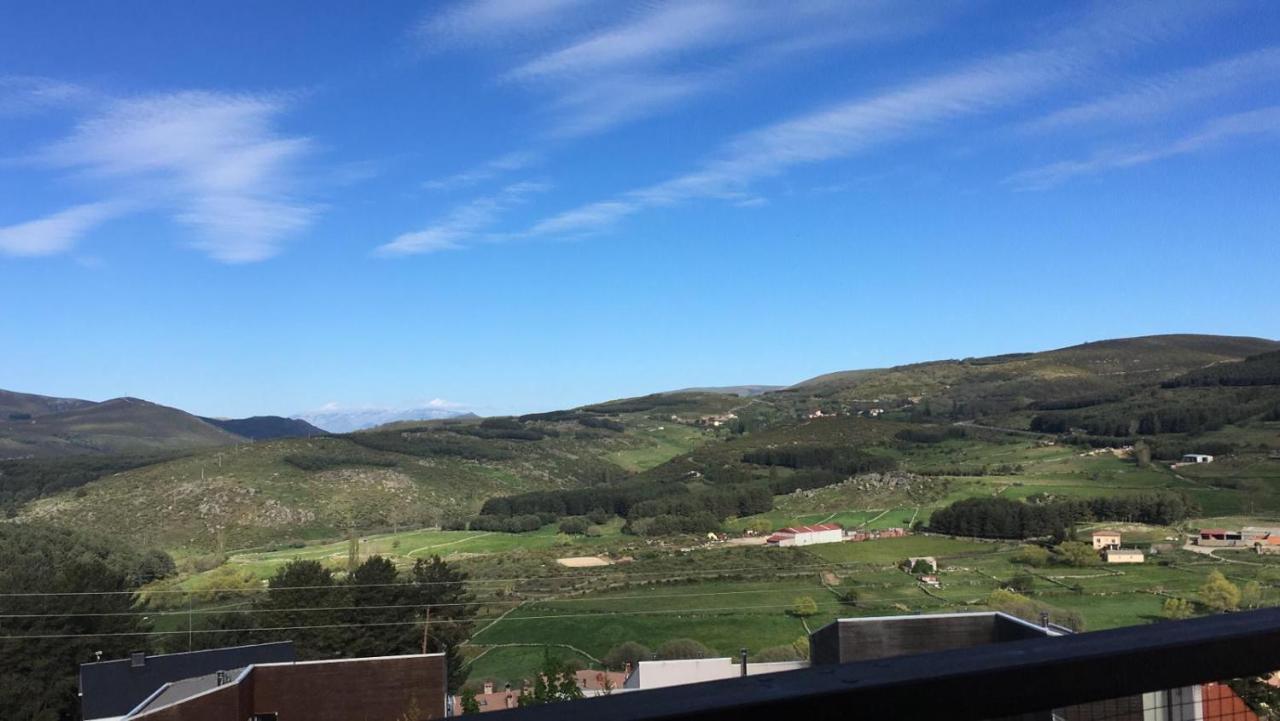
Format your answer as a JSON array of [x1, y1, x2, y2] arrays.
[[656, 639, 714, 660], [602, 641, 651, 669], [586, 509, 612, 525], [1006, 572, 1035, 593], [1012, 545, 1050, 566], [789, 596, 818, 617], [558, 517, 590, 535]]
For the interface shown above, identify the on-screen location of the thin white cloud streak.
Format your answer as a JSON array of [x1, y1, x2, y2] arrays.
[[529, 49, 1077, 236], [377, 181, 550, 256], [1007, 105, 1280, 190], [0, 201, 126, 257], [422, 151, 539, 191], [32, 91, 315, 262], [0, 76, 93, 116], [506, 1, 740, 81], [522, 1, 1229, 235], [418, 0, 597, 47], [1026, 46, 1280, 132], [427, 0, 940, 137]]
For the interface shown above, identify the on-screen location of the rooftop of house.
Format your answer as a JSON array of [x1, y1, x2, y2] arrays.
[[778, 523, 841, 534], [80, 642, 295, 721]]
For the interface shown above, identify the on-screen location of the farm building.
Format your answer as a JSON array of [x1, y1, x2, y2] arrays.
[[847, 527, 908, 543], [1091, 531, 1122, 551], [1102, 548, 1145, 564], [1181, 453, 1214, 464], [767, 523, 843, 547], [920, 575, 941, 588], [1196, 529, 1245, 547], [1257, 536, 1280, 555]]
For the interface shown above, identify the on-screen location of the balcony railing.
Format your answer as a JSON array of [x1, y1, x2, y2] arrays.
[[485, 607, 1280, 721]]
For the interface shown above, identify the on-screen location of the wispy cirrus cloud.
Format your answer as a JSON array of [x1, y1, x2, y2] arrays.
[[11, 90, 317, 262], [377, 180, 549, 256], [417, 0, 598, 47], [518, 2, 1233, 237], [422, 151, 539, 191], [0, 201, 127, 257], [528, 49, 1076, 236], [0, 75, 94, 116], [422, 0, 940, 137], [1025, 46, 1280, 133], [1007, 105, 1280, 190]]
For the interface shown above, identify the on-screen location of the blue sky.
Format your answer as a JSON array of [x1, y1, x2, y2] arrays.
[[2, 1, 1278, 418]]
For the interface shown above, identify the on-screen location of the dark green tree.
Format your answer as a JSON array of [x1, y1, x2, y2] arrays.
[[403, 556, 477, 693], [0, 523, 152, 721]]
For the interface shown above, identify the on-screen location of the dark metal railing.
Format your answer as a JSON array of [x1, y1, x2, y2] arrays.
[[487, 607, 1280, 721]]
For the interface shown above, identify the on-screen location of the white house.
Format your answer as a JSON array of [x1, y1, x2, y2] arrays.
[[623, 658, 806, 691], [766, 523, 843, 547], [1182, 454, 1214, 464]]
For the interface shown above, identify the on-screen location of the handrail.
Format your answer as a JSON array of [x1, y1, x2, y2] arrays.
[[487, 607, 1280, 721]]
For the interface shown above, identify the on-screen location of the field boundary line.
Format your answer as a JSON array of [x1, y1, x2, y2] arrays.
[[407, 533, 493, 557]]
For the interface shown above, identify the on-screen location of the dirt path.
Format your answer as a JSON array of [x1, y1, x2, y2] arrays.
[[407, 532, 491, 557]]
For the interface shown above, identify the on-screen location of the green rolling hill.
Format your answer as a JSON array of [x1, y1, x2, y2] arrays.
[[11, 334, 1280, 556]]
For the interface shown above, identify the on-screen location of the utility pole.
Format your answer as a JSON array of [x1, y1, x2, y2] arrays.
[[188, 594, 194, 652], [421, 606, 432, 655]]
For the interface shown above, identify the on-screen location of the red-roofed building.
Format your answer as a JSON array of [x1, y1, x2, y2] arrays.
[[766, 523, 843, 547]]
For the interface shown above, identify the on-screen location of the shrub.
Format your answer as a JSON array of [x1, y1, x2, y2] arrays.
[[602, 641, 651, 669], [1012, 545, 1050, 566], [656, 638, 714, 660], [558, 517, 590, 535], [789, 596, 819, 617]]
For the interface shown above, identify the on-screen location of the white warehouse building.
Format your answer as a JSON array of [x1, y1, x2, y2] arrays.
[[766, 523, 843, 547]]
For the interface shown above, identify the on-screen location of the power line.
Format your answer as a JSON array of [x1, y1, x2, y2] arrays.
[[0, 559, 929, 599], [0, 586, 918, 620], [0, 600, 857, 641]]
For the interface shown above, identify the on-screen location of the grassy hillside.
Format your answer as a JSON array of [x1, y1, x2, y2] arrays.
[[20, 399, 725, 553], [0, 388, 95, 418], [776, 334, 1280, 424], [0, 396, 242, 458]]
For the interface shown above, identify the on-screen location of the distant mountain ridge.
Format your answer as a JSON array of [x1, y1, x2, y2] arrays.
[[0, 390, 326, 458], [295, 406, 471, 433], [200, 416, 327, 440]]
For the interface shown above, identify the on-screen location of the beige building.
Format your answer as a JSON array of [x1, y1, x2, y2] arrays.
[[1091, 531, 1122, 551], [1103, 548, 1145, 564]]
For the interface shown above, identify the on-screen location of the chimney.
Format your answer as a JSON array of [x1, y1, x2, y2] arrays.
[[740, 648, 748, 676], [483, 681, 494, 695]]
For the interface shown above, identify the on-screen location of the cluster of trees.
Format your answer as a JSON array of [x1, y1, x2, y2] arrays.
[[347, 428, 514, 461], [927, 493, 1195, 539], [581, 393, 712, 414], [741, 444, 898, 475], [1163, 351, 1280, 388], [206, 555, 475, 692], [893, 427, 969, 444], [1030, 393, 1124, 411], [0, 523, 178, 720], [986, 589, 1084, 631], [466, 514, 552, 533], [0, 453, 178, 515], [480, 482, 678, 520], [282, 449, 398, 472], [577, 416, 625, 432], [627, 484, 772, 524], [1029, 393, 1277, 437]]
